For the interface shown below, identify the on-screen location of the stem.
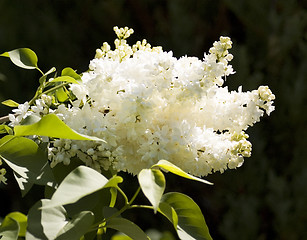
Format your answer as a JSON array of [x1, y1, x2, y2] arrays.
[[117, 186, 129, 204], [36, 67, 45, 76], [28, 82, 70, 105], [42, 82, 71, 95], [129, 204, 154, 211], [129, 186, 141, 205], [0, 115, 10, 124], [89, 186, 142, 232]]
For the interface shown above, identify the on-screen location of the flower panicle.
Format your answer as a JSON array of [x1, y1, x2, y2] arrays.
[[7, 27, 275, 178]]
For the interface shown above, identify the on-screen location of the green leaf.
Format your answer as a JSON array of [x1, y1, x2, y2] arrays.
[[158, 202, 178, 228], [138, 169, 165, 213], [14, 114, 105, 142], [55, 87, 69, 102], [105, 218, 149, 240], [109, 188, 117, 208], [43, 166, 123, 208], [111, 234, 133, 240], [159, 192, 212, 240], [65, 188, 111, 221], [1, 99, 19, 107], [26, 199, 68, 240], [4, 212, 27, 237], [20, 114, 41, 125], [55, 211, 94, 240], [39, 67, 56, 85], [152, 160, 213, 185], [0, 125, 13, 135], [103, 206, 120, 219], [61, 67, 81, 81], [51, 158, 84, 184], [0, 48, 38, 69], [0, 216, 19, 240], [0, 135, 55, 196], [49, 76, 79, 85]]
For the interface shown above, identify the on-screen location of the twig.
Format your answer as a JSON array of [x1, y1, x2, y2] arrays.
[[0, 115, 10, 124], [0, 114, 16, 124]]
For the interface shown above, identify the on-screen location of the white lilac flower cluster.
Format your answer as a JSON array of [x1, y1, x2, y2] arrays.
[[9, 27, 275, 176]]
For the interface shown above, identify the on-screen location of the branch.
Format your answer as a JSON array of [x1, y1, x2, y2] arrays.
[[0, 115, 10, 124], [0, 114, 16, 124]]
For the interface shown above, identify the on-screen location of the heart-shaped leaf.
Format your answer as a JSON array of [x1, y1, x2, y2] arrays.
[[55, 211, 94, 240], [43, 166, 123, 208], [159, 192, 212, 240], [0, 48, 38, 69], [0, 135, 55, 195], [0, 215, 19, 240], [14, 114, 104, 142], [152, 160, 213, 185], [4, 212, 27, 237], [105, 217, 149, 240], [26, 200, 67, 240], [138, 169, 165, 213], [61, 67, 81, 81]]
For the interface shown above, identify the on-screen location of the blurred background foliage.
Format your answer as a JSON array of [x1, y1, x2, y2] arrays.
[[0, 0, 306, 239]]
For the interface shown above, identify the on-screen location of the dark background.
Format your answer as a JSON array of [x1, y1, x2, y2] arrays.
[[0, 0, 306, 239]]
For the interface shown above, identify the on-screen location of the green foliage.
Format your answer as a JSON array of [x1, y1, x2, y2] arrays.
[[42, 166, 122, 208], [0, 135, 55, 196], [159, 192, 212, 240], [14, 114, 104, 142], [138, 169, 165, 213], [1, 99, 19, 108], [26, 200, 68, 240], [0, 125, 13, 135], [153, 160, 213, 185], [3, 212, 27, 237], [0, 215, 19, 240], [1, 1, 304, 238], [0, 48, 38, 70], [105, 218, 149, 240]]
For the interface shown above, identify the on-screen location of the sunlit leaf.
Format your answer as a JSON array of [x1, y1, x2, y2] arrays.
[[14, 114, 105, 142], [20, 114, 41, 125], [26, 199, 67, 240], [109, 188, 117, 208], [105, 217, 149, 240], [160, 192, 212, 240], [1, 99, 19, 107], [0, 135, 55, 196], [0, 48, 38, 69], [43, 166, 123, 208], [5, 212, 27, 237], [55, 87, 69, 102], [12, 171, 34, 196], [0, 215, 19, 240], [0, 125, 13, 135], [111, 233, 132, 240], [49, 76, 79, 84], [152, 160, 213, 185], [65, 188, 111, 221], [158, 202, 178, 228], [55, 211, 94, 240], [138, 169, 165, 213], [62, 67, 81, 81]]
